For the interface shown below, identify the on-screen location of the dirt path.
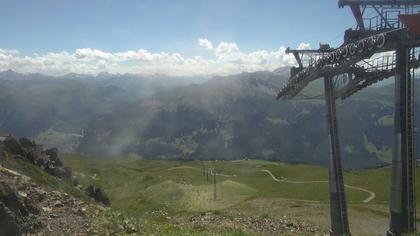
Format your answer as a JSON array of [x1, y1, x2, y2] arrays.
[[167, 165, 375, 203], [345, 185, 376, 203], [260, 169, 376, 203], [167, 166, 200, 171]]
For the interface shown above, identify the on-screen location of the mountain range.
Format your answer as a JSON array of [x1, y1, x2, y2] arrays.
[[0, 69, 415, 168]]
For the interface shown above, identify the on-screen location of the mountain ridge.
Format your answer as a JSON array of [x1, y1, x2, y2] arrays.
[[0, 69, 411, 169], [78, 70, 400, 168]]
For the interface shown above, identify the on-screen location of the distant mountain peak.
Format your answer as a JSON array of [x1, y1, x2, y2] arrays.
[[272, 66, 291, 75], [0, 69, 19, 76]]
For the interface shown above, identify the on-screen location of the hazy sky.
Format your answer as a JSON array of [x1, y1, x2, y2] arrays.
[[0, 0, 355, 76]]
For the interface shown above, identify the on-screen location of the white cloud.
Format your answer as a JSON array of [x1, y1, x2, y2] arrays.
[[198, 38, 214, 51], [297, 43, 310, 50], [0, 49, 19, 55], [0, 38, 302, 76]]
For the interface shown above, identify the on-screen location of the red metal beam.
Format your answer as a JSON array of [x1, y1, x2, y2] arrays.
[[339, 0, 420, 7], [400, 13, 420, 35]]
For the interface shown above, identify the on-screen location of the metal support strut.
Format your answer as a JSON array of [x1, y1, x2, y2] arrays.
[[388, 47, 416, 235], [324, 76, 351, 236], [213, 169, 217, 201]]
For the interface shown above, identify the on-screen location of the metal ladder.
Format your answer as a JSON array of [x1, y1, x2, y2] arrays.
[[406, 64, 416, 232], [389, 47, 417, 235], [325, 76, 350, 235]]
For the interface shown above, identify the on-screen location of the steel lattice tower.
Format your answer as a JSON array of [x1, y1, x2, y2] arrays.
[[277, 1, 420, 235]]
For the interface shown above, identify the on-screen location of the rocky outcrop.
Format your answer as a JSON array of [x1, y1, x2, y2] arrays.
[[0, 166, 93, 235], [45, 148, 63, 167], [3, 137, 24, 156], [0, 173, 41, 235], [0, 165, 138, 235], [85, 185, 111, 206], [18, 138, 36, 148], [0, 141, 120, 235], [1, 136, 72, 182], [0, 202, 20, 236], [0, 181, 30, 217], [45, 167, 72, 182]]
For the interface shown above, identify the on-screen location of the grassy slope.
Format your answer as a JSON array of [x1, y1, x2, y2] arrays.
[[2, 147, 242, 235], [62, 154, 420, 235]]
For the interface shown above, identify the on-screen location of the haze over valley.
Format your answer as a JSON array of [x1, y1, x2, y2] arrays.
[[1, 1, 420, 235], [0, 68, 404, 168]]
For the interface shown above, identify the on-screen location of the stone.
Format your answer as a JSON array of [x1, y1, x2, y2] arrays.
[[17, 191, 27, 198], [72, 207, 85, 216], [45, 166, 72, 181], [85, 185, 111, 206], [45, 148, 63, 167], [0, 181, 29, 217], [18, 138, 36, 148], [25, 151, 37, 164], [42, 206, 52, 213], [29, 188, 46, 202], [54, 201, 64, 207]]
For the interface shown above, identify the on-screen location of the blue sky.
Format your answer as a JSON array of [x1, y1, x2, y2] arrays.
[[0, 0, 356, 75], [0, 0, 355, 54]]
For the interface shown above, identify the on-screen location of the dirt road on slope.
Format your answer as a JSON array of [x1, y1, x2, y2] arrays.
[[260, 169, 376, 203]]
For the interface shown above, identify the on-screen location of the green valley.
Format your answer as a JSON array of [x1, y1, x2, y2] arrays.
[[62, 154, 417, 235]]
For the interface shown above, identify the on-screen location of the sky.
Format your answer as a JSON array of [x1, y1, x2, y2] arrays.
[[0, 0, 356, 76]]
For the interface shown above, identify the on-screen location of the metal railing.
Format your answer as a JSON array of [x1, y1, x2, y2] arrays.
[[362, 5, 420, 31], [356, 53, 396, 72]]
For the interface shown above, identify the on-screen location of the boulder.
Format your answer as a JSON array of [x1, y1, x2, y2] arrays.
[[45, 148, 63, 167], [0, 202, 20, 236], [45, 167, 64, 178], [18, 138, 36, 148], [3, 137, 24, 156], [25, 151, 37, 164], [35, 155, 49, 169], [45, 167, 72, 181], [0, 181, 29, 217], [26, 152, 49, 169], [85, 185, 111, 206]]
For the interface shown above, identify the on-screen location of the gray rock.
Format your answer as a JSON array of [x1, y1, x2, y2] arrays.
[[45, 148, 62, 167], [0, 181, 29, 217], [18, 138, 36, 148], [0, 202, 20, 236], [54, 200, 64, 207], [85, 185, 111, 206], [3, 137, 24, 156]]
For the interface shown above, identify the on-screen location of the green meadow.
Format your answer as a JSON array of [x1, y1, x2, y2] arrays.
[[61, 154, 420, 235]]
